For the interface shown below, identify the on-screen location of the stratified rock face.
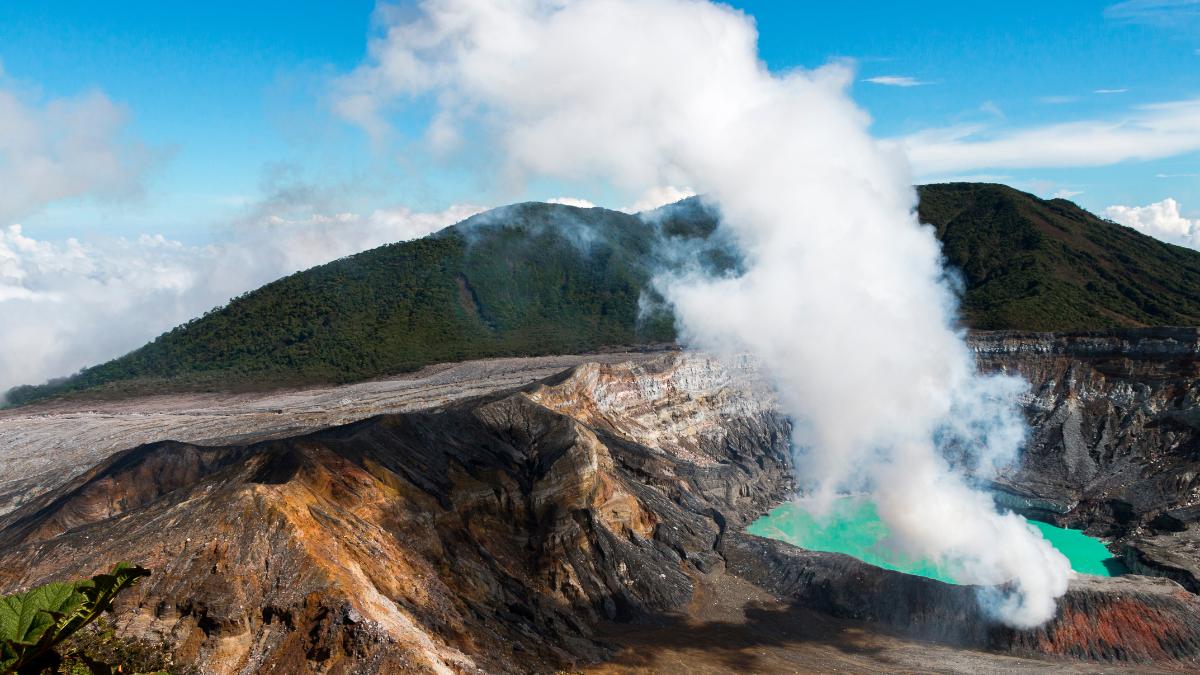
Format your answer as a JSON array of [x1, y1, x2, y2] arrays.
[[970, 328, 1200, 518], [969, 329, 1200, 591], [724, 533, 1200, 664], [0, 354, 792, 673], [3, 336, 1200, 671]]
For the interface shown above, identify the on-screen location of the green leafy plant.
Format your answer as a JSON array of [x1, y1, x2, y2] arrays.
[[56, 616, 178, 675], [0, 563, 150, 674]]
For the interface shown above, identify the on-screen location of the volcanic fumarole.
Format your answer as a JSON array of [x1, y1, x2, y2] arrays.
[[334, 0, 1071, 626]]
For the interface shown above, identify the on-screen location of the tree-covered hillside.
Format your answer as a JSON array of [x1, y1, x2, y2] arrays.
[[5, 203, 689, 404], [918, 183, 1200, 330], [8, 184, 1200, 405]]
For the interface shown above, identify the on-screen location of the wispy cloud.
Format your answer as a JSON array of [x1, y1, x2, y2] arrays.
[[901, 97, 1200, 174], [864, 75, 930, 87], [1036, 95, 1078, 104], [545, 197, 597, 208], [546, 185, 694, 213], [1157, 172, 1200, 177], [1052, 188, 1084, 199], [0, 195, 484, 392], [923, 173, 1013, 184], [1094, 88, 1129, 94], [0, 80, 161, 224], [979, 101, 1005, 119], [1105, 0, 1200, 26]]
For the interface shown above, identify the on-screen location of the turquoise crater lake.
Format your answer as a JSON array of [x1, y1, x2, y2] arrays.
[[747, 498, 1127, 583]]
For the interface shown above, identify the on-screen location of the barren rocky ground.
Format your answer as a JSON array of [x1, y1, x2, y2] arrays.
[[0, 350, 669, 516], [2, 331, 1200, 672]]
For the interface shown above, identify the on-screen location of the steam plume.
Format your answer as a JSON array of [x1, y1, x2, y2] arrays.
[[337, 0, 1070, 626]]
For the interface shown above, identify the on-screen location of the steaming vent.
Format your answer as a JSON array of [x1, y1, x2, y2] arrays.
[[337, 0, 1073, 627]]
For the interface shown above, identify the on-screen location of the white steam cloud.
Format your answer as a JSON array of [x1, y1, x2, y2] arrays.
[[0, 84, 155, 225], [337, 0, 1070, 627], [0, 202, 482, 394], [1106, 198, 1200, 249]]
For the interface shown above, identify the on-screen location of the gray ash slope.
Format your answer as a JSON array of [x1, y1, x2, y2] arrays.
[[6, 182, 1200, 671], [0, 354, 795, 672], [4, 349, 1200, 672]]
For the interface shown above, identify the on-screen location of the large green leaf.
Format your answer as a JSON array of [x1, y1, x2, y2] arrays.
[[59, 563, 150, 639], [0, 581, 86, 646], [0, 562, 149, 675]]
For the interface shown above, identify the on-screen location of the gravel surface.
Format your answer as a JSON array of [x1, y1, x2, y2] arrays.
[[0, 350, 668, 515]]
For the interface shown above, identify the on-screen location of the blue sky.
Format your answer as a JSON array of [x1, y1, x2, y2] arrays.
[[0, 0, 1198, 391], [0, 0, 1197, 241]]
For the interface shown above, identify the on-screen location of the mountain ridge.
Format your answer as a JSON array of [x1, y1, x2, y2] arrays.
[[8, 182, 1200, 405]]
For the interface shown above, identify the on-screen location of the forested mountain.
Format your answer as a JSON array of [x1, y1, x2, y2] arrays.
[[918, 183, 1200, 330], [9, 183, 1200, 405]]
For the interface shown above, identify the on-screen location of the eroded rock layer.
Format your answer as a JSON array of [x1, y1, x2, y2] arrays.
[[972, 328, 1200, 591], [2, 338, 1200, 671], [0, 351, 669, 517], [0, 355, 791, 673]]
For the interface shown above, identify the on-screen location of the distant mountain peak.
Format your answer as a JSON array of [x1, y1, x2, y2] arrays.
[[8, 183, 1200, 405]]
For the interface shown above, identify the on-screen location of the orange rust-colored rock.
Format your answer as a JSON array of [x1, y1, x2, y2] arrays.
[[3, 349, 1200, 672], [0, 357, 791, 673]]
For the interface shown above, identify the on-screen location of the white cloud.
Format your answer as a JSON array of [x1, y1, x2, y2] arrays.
[[1036, 95, 1078, 104], [545, 197, 597, 208], [622, 185, 695, 213], [902, 98, 1200, 174], [1105, 0, 1200, 25], [924, 174, 1013, 184], [0, 202, 483, 393], [864, 75, 929, 87], [1052, 189, 1084, 199], [547, 186, 694, 213], [979, 100, 1005, 119], [1105, 198, 1200, 248], [0, 83, 157, 224], [334, 0, 1068, 628], [1094, 88, 1129, 94]]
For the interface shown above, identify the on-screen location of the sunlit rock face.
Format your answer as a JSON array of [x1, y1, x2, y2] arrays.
[[972, 328, 1200, 515], [0, 353, 793, 673], [971, 329, 1200, 591], [2, 335, 1200, 671]]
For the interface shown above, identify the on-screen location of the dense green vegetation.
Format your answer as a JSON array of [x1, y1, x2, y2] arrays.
[[6, 203, 691, 404], [919, 183, 1200, 330], [9, 184, 1200, 405], [0, 563, 153, 674]]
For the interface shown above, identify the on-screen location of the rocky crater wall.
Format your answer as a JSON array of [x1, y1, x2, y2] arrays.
[[970, 329, 1200, 593], [3, 333, 1200, 671]]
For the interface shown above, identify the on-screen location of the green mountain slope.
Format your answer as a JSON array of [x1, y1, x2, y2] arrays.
[[8, 183, 1200, 405], [5, 203, 688, 404], [918, 183, 1200, 330]]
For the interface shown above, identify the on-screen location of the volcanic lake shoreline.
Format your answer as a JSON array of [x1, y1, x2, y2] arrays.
[[2, 328, 1200, 671]]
